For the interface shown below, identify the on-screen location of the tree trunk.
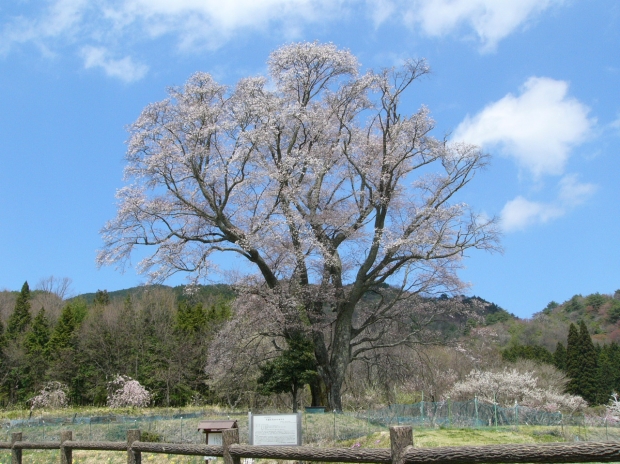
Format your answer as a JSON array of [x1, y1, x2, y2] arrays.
[[313, 305, 354, 412], [309, 377, 328, 407], [292, 383, 298, 413]]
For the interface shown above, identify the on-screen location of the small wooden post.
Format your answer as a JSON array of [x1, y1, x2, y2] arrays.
[[11, 432, 22, 464], [222, 428, 240, 464], [390, 426, 413, 464], [60, 431, 72, 464], [127, 429, 141, 464]]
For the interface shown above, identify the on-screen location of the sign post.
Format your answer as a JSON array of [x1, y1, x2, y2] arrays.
[[197, 420, 238, 461], [248, 412, 302, 446]]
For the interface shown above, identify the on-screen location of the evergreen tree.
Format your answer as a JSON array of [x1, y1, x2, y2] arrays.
[[46, 300, 88, 404], [257, 335, 318, 412], [175, 301, 208, 333], [597, 345, 615, 404], [93, 289, 110, 306], [502, 344, 553, 364], [24, 308, 51, 391], [566, 321, 598, 404], [24, 308, 51, 355], [553, 342, 567, 371], [609, 342, 620, 392], [577, 320, 599, 404], [47, 300, 87, 354], [565, 323, 581, 396], [6, 281, 32, 340]]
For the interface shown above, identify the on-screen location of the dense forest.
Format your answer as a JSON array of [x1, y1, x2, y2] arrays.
[[0, 281, 233, 407], [0, 279, 619, 411]]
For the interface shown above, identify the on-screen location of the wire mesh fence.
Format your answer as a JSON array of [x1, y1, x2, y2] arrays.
[[3, 400, 620, 445]]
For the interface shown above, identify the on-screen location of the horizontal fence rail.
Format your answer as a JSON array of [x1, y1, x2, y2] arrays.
[[228, 444, 392, 463], [4, 426, 620, 464], [402, 442, 620, 464]]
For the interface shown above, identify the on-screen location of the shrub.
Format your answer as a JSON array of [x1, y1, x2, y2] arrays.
[[140, 431, 162, 442], [29, 381, 69, 410], [107, 375, 151, 408]]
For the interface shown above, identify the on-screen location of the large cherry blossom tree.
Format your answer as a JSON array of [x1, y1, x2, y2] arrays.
[[98, 42, 499, 410]]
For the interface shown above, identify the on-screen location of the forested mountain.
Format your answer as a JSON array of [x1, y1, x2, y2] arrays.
[[0, 281, 617, 410], [495, 290, 620, 405]]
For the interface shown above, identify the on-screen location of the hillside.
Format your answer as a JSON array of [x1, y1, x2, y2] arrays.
[[72, 283, 236, 305], [493, 290, 620, 352]]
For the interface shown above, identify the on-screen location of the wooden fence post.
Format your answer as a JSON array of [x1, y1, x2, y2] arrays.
[[60, 431, 72, 464], [222, 428, 240, 464], [390, 426, 413, 464], [11, 432, 22, 464], [127, 429, 141, 464]]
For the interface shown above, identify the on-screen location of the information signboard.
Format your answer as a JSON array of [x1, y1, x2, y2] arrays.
[[248, 412, 302, 446]]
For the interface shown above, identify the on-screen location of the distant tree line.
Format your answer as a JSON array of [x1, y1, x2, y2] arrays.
[[5, 278, 612, 411], [0, 281, 232, 407]]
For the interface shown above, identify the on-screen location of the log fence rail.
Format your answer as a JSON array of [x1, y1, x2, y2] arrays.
[[3, 426, 620, 464]]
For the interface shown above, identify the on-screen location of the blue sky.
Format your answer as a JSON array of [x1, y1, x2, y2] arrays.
[[0, 0, 618, 318]]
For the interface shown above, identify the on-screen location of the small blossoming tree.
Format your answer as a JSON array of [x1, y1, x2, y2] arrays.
[[29, 381, 69, 410], [107, 375, 151, 408], [605, 392, 620, 423], [448, 368, 586, 413]]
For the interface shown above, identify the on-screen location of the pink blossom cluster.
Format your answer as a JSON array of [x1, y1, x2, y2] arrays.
[[107, 375, 151, 408], [29, 381, 69, 410]]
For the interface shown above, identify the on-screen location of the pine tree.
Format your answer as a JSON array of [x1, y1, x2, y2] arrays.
[[565, 323, 581, 396], [609, 342, 620, 393], [597, 345, 615, 404], [553, 341, 567, 371], [6, 281, 32, 340], [46, 300, 88, 405], [577, 320, 598, 404], [93, 289, 110, 306], [24, 307, 51, 391], [47, 300, 87, 355], [24, 308, 50, 355], [257, 335, 317, 412]]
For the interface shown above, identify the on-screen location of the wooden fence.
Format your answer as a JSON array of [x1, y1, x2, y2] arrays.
[[3, 426, 620, 464]]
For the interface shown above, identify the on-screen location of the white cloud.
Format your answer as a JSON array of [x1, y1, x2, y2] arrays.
[[82, 46, 148, 82], [2, 0, 346, 57], [1, 0, 570, 64], [367, 0, 397, 28], [453, 77, 593, 178], [405, 0, 565, 52], [0, 0, 86, 56], [557, 174, 597, 206], [500, 175, 597, 232]]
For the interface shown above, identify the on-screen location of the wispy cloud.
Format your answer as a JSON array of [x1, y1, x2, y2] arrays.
[[501, 174, 597, 232], [375, 0, 566, 52], [1, 0, 570, 74], [453, 77, 594, 177], [82, 46, 148, 82], [0, 0, 86, 56], [1, 0, 346, 58]]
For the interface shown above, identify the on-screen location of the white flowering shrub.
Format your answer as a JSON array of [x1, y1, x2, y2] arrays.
[[29, 381, 69, 410], [605, 392, 620, 424], [448, 368, 586, 413], [107, 375, 151, 408]]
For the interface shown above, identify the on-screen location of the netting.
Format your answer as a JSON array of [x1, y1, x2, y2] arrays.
[[362, 400, 566, 427], [3, 401, 620, 445]]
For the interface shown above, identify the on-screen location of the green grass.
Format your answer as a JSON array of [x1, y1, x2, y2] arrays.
[[339, 425, 571, 450]]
